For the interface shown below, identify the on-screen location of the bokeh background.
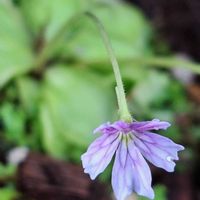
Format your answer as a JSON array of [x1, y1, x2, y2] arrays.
[[0, 0, 200, 199]]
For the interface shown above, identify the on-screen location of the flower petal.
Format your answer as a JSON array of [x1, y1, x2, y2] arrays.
[[93, 122, 118, 134], [112, 140, 154, 200], [81, 133, 120, 180], [131, 119, 170, 132], [134, 131, 184, 172], [112, 121, 131, 133]]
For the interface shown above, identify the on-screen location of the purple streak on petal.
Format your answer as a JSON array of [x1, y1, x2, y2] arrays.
[[93, 121, 132, 135], [134, 131, 184, 172], [93, 122, 110, 133], [81, 132, 120, 180], [112, 140, 154, 200], [128, 141, 154, 199], [93, 122, 119, 134], [112, 140, 132, 200], [131, 119, 171, 132], [112, 121, 131, 133]]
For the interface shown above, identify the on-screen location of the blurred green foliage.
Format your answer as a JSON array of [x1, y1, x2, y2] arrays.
[[0, 164, 18, 200], [0, 0, 190, 198], [0, 1, 33, 87], [0, 187, 19, 200], [39, 65, 116, 159]]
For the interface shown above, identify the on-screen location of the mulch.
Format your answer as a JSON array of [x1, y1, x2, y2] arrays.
[[17, 153, 112, 200]]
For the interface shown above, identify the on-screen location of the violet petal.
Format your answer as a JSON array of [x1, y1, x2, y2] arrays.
[[93, 122, 118, 135], [112, 140, 154, 200], [81, 133, 120, 180], [131, 119, 171, 132], [134, 131, 184, 172]]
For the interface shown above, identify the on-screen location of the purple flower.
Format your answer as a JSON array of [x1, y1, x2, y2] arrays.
[[81, 119, 184, 200]]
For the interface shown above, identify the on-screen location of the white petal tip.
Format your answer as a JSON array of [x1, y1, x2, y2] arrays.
[[179, 145, 185, 151], [137, 190, 155, 200], [166, 168, 175, 173], [89, 174, 96, 180]]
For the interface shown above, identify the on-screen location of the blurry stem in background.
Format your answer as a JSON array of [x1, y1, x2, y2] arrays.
[[124, 56, 200, 74], [82, 56, 200, 74], [85, 12, 132, 122]]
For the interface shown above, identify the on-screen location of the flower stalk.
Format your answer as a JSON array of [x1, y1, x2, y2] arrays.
[[85, 12, 132, 122], [31, 10, 186, 200]]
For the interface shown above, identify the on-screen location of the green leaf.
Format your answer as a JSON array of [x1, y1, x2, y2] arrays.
[[0, 165, 18, 200], [19, 0, 152, 63], [19, 0, 88, 40], [0, 164, 16, 180], [39, 103, 67, 159], [167, 81, 189, 113], [65, 1, 153, 62], [39, 65, 115, 159], [0, 186, 19, 200], [132, 70, 171, 108], [0, 1, 33, 87], [16, 77, 40, 116], [0, 103, 26, 145]]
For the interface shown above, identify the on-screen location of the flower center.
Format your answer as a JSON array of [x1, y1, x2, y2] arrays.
[[121, 132, 134, 146]]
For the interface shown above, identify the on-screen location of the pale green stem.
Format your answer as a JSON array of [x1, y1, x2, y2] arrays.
[[85, 12, 132, 122]]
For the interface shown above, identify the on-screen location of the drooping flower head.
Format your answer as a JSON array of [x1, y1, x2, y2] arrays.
[[81, 12, 185, 200], [81, 119, 184, 200]]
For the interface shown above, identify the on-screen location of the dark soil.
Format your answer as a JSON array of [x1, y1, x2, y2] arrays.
[[17, 153, 111, 200], [130, 0, 200, 61]]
